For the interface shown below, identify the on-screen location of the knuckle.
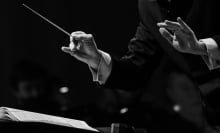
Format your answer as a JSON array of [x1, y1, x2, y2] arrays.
[[70, 32, 76, 36], [71, 31, 84, 36], [87, 34, 93, 38]]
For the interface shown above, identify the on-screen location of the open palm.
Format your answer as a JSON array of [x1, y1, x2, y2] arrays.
[[157, 17, 206, 55]]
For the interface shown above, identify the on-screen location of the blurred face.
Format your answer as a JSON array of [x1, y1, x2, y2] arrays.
[[17, 81, 39, 99], [15, 79, 46, 102], [14, 79, 49, 110]]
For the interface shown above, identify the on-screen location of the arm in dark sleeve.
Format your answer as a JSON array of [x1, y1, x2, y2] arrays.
[[102, 22, 163, 91], [101, 0, 181, 91]]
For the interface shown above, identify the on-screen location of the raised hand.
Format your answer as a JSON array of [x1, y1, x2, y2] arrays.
[[61, 31, 102, 69], [157, 17, 207, 55]]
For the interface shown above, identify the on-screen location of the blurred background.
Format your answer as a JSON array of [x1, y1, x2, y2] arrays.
[[1, 0, 139, 127]]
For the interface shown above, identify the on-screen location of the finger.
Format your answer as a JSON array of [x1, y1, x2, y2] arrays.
[[74, 31, 85, 34], [69, 42, 76, 50], [70, 31, 85, 37], [177, 17, 192, 33], [71, 34, 93, 43], [164, 20, 182, 30], [74, 34, 93, 41], [70, 31, 86, 42], [61, 46, 79, 57], [157, 22, 180, 32], [61, 46, 73, 54], [175, 34, 187, 49], [159, 28, 174, 44], [71, 31, 85, 35], [157, 22, 169, 28]]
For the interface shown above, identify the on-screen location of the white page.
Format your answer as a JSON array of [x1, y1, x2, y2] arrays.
[[1, 107, 99, 132]]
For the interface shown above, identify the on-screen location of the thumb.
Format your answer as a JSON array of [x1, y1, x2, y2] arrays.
[[61, 46, 72, 54], [159, 28, 174, 44]]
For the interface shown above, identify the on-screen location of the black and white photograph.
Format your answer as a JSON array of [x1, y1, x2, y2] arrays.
[[0, 0, 220, 133]]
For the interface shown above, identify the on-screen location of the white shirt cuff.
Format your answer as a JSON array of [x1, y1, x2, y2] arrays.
[[89, 50, 112, 84], [200, 38, 220, 70]]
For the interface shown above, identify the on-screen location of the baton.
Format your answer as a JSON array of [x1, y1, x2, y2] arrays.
[[22, 3, 71, 36]]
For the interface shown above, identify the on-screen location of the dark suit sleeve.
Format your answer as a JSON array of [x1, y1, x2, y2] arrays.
[[101, 0, 187, 91], [102, 22, 163, 91]]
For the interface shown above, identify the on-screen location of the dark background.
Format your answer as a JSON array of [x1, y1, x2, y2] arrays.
[[0, 0, 139, 108]]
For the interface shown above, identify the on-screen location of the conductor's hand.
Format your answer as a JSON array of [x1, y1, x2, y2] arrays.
[[61, 31, 101, 69], [157, 17, 207, 55]]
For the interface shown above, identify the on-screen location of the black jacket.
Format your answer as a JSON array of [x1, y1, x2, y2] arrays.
[[101, 0, 220, 132]]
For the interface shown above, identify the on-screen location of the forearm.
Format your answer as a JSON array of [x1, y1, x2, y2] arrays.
[[89, 50, 158, 91], [89, 20, 162, 90], [101, 56, 157, 91], [89, 50, 112, 85]]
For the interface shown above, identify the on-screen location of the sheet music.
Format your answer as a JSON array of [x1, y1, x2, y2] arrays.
[[1, 107, 98, 132]]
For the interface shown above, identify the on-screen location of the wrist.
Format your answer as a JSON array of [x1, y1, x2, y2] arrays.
[[89, 50, 102, 70], [198, 40, 208, 55]]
